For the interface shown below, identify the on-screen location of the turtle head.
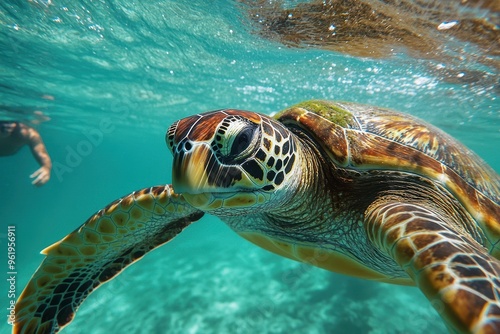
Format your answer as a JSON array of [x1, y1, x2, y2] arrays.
[[166, 109, 300, 215]]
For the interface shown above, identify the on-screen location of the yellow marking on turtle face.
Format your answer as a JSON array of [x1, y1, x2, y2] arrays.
[[183, 192, 211, 209], [235, 173, 259, 188], [207, 199, 224, 210], [240, 232, 414, 285], [97, 218, 116, 234], [224, 194, 257, 208]]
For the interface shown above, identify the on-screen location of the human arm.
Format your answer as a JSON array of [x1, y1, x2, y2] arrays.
[[26, 126, 52, 186]]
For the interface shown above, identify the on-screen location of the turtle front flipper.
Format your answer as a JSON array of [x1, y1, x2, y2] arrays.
[[13, 185, 204, 334], [365, 198, 500, 334]]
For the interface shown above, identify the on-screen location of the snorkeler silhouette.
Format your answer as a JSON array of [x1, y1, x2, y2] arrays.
[[0, 121, 52, 186]]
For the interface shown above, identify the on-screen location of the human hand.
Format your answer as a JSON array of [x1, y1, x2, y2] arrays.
[[30, 166, 51, 186]]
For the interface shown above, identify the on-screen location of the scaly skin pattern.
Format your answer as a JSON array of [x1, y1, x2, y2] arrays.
[[13, 185, 204, 334], [365, 199, 500, 333]]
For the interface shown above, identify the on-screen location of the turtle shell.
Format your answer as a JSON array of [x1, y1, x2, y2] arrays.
[[275, 100, 500, 257]]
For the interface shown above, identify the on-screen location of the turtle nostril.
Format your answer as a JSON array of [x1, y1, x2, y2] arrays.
[[184, 141, 193, 151]]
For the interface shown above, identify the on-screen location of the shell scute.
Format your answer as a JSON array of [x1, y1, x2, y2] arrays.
[[276, 100, 500, 256], [338, 101, 500, 204], [277, 105, 349, 166]]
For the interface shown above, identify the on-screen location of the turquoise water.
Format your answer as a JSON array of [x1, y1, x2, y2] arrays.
[[0, 1, 499, 333]]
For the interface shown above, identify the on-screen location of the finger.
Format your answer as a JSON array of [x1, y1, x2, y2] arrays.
[[31, 173, 45, 186], [30, 168, 42, 178]]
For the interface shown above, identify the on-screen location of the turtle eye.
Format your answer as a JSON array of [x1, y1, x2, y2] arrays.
[[212, 116, 260, 163], [230, 127, 255, 157]]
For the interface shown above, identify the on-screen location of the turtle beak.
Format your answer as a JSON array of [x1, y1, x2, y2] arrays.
[[172, 143, 213, 194]]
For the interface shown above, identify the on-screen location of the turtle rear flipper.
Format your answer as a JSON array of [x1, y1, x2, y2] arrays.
[[365, 198, 500, 333], [13, 185, 203, 334]]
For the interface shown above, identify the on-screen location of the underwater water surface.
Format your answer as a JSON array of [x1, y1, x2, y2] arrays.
[[0, 1, 499, 333]]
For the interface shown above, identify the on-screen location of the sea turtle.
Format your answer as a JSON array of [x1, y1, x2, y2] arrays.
[[13, 100, 500, 334]]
